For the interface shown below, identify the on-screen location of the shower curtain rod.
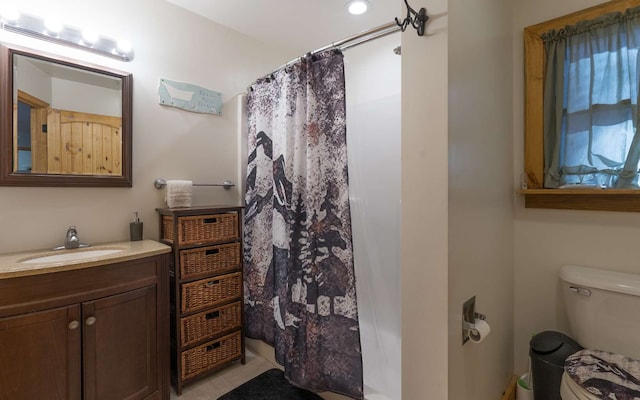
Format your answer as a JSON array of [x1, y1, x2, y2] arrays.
[[259, 21, 401, 80], [315, 21, 401, 53]]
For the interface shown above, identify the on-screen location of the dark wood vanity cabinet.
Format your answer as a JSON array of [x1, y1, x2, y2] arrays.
[[156, 206, 245, 395], [0, 304, 81, 400], [0, 255, 170, 400]]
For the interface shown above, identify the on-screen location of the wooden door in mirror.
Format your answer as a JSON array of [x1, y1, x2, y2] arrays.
[[0, 44, 132, 187]]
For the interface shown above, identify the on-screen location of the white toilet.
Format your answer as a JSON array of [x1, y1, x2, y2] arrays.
[[559, 264, 640, 399]]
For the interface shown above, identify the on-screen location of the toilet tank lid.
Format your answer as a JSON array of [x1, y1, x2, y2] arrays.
[[560, 265, 640, 297]]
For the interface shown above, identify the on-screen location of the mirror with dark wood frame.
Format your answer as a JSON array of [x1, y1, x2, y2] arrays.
[[0, 44, 132, 187]]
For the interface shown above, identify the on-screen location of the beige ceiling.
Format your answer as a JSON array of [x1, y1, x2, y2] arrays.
[[166, 0, 400, 56]]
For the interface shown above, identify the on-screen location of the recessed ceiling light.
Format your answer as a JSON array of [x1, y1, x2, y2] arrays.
[[346, 0, 369, 15]]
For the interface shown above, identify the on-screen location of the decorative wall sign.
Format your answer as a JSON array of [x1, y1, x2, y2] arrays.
[[158, 78, 222, 115]]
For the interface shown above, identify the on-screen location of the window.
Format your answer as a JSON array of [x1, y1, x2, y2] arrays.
[[523, 1, 640, 211]]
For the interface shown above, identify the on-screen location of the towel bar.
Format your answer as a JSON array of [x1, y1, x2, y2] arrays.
[[154, 178, 235, 190]]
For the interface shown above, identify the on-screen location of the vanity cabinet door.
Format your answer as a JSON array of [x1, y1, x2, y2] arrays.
[[0, 304, 82, 400], [82, 286, 158, 400]]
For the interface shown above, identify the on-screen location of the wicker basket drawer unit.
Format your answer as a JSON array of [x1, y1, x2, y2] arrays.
[[157, 206, 245, 395], [180, 301, 242, 347], [180, 331, 242, 381], [162, 213, 239, 246], [181, 271, 242, 314], [179, 242, 241, 280]]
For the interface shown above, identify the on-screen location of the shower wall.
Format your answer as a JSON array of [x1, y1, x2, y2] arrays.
[[345, 33, 401, 400]]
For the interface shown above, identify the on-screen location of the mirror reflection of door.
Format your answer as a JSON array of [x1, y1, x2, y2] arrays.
[[16, 90, 49, 174], [15, 89, 123, 176], [13, 54, 123, 176], [16, 101, 31, 173]]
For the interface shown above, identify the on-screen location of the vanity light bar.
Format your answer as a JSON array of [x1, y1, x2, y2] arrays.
[[0, 11, 134, 62]]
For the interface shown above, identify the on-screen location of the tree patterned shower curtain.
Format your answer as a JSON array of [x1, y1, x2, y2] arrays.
[[244, 50, 363, 399]]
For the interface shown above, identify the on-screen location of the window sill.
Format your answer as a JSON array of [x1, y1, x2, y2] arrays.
[[518, 189, 640, 212]]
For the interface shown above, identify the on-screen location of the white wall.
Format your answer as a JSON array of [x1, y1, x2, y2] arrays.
[[16, 57, 52, 103], [511, 0, 640, 374], [51, 78, 121, 116], [401, 0, 449, 399], [0, 0, 289, 253], [447, 0, 514, 398]]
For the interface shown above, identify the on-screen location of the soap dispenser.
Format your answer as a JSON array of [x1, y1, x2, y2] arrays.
[[130, 212, 143, 241]]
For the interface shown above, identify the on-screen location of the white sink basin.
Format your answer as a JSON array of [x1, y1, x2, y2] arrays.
[[21, 249, 124, 264]]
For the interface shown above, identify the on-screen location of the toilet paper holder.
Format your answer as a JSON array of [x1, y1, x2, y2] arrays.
[[462, 296, 487, 344]]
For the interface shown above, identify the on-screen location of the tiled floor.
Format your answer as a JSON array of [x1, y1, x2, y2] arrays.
[[169, 349, 278, 400]]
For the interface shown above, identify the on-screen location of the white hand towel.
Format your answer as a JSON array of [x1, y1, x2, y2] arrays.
[[165, 180, 193, 208]]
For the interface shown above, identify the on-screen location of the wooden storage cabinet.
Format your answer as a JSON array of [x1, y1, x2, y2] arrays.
[[0, 305, 81, 400], [0, 255, 170, 400], [156, 206, 245, 395]]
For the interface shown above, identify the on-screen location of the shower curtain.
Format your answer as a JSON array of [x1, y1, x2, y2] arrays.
[[244, 50, 363, 399]]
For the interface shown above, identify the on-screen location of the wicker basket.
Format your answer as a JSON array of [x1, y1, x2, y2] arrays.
[[181, 331, 242, 381], [181, 272, 242, 314], [162, 213, 239, 245], [180, 302, 242, 348], [179, 243, 240, 280], [161, 216, 174, 242]]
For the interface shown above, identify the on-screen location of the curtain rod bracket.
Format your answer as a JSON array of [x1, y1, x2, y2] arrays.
[[395, 0, 428, 36]]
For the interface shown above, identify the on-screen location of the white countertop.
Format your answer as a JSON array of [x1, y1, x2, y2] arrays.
[[0, 240, 171, 279]]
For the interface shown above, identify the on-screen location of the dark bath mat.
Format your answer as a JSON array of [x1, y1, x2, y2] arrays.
[[217, 368, 323, 400]]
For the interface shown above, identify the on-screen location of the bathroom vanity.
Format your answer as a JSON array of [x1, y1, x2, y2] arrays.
[[0, 240, 171, 400]]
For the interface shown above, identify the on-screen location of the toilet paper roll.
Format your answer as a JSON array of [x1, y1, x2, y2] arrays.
[[469, 319, 491, 343]]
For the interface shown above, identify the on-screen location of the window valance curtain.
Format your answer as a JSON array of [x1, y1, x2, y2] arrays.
[[542, 6, 640, 188]]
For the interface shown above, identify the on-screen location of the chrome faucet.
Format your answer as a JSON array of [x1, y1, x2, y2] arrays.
[[52, 226, 91, 250]]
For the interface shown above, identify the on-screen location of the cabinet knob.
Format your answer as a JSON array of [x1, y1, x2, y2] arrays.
[[85, 316, 97, 326], [68, 320, 80, 330]]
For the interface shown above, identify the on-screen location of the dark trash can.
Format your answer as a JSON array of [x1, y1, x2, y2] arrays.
[[529, 331, 583, 400]]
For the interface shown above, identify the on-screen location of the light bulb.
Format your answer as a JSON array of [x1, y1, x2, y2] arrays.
[[346, 0, 368, 15], [116, 39, 132, 54], [81, 28, 99, 45], [44, 16, 63, 34]]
